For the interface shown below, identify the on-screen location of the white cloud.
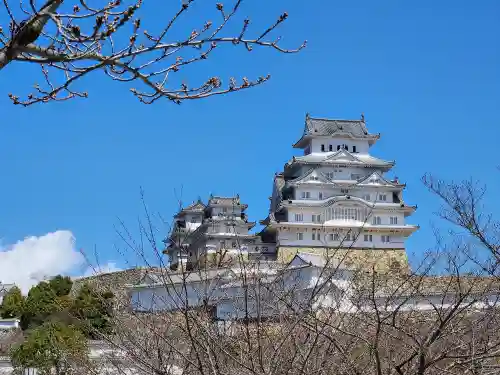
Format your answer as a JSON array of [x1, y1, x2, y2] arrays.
[[82, 262, 122, 277], [0, 230, 84, 293]]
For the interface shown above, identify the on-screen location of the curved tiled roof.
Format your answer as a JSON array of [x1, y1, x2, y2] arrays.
[[293, 114, 380, 148], [304, 115, 371, 138], [288, 150, 394, 169], [280, 195, 416, 212]]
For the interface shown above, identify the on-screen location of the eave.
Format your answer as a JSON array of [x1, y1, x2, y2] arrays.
[[292, 133, 381, 149], [271, 221, 419, 235], [285, 158, 395, 172], [279, 195, 415, 211]]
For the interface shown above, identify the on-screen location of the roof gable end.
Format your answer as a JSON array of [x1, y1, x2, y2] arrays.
[[357, 171, 397, 187]]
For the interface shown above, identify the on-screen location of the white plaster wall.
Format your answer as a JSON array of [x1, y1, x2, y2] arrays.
[[277, 227, 405, 249], [183, 213, 203, 224], [287, 206, 406, 226], [131, 278, 241, 312], [309, 139, 370, 154], [294, 184, 395, 203], [207, 224, 249, 235]]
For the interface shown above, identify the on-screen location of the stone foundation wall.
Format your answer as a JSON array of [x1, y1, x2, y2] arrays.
[[277, 246, 410, 274]]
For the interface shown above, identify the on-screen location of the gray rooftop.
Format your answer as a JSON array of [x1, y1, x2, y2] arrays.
[[293, 114, 380, 148], [290, 151, 394, 168], [305, 115, 370, 137], [208, 195, 247, 209]]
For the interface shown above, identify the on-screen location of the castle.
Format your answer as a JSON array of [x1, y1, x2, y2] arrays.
[[164, 114, 418, 272]]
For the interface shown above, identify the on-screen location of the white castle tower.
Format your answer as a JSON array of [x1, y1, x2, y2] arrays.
[[164, 195, 266, 270], [260, 114, 418, 271]]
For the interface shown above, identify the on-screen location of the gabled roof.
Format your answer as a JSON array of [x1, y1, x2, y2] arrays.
[[184, 200, 206, 211], [288, 149, 394, 169], [357, 171, 405, 188], [174, 199, 206, 218], [287, 168, 332, 185], [293, 114, 380, 148]]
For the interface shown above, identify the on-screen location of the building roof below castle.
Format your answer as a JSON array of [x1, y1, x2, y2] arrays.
[[293, 115, 380, 148]]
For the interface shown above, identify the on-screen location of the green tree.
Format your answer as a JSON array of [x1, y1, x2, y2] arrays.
[[20, 281, 59, 330], [0, 286, 24, 319], [70, 284, 114, 339], [48, 275, 73, 297], [10, 321, 89, 375]]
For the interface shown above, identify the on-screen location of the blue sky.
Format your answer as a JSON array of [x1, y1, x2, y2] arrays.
[[0, 0, 499, 277]]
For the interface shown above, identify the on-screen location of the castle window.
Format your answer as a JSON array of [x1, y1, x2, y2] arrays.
[[222, 207, 228, 213], [321, 144, 325, 152], [334, 233, 340, 241], [341, 188, 349, 194], [345, 233, 351, 241], [301, 191, 311, 199], [326, 172, 334, 179], [318, 192, 323, 200], [312, 230, 321, 241], [297, 232, 304, 240], [372, 216, 382, 225], [231, 241, 237, 248], [342, 144, 348, 150], [381, 235, 391, 243], [312, 214, 322, 223], [337, 145, 341, 151], [329, 145, 333, 151], [363, 194, 371, 201], [352, 146, 357, 153], [364, 234, 373, 242], [378, 194, 387, 201], [390, 216, 398, 225], [295, 213, 303, 222]]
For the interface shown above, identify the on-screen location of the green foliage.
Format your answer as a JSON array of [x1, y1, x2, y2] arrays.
[[10, 321, 89, 375], [16, 276, 115, 340], [20, 281, 59, 330], [70, 283, 114, 339], [48, 275, 73, 297], [0, 286, 24, 319]]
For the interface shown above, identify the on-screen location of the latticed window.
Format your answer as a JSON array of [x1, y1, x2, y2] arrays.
[[295, 213, 303, 222], [325, 206, 369, 222], [390, 216, 398, 225], [372, 216, 382, 225]]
